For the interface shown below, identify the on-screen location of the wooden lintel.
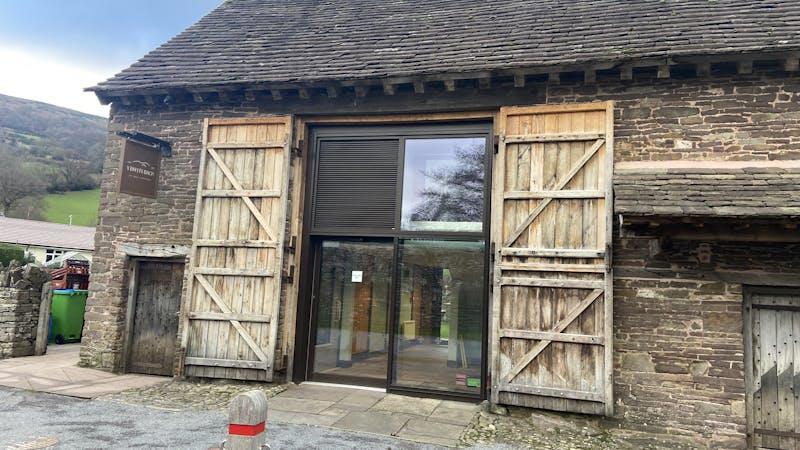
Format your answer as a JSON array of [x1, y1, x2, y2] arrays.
[[298, 88, 309, 99], [192, 93, 204, 103], [479, 77, 491, 89], [413, 80, 425, 94], [271, 89, 282, 101], [382, 82, 395, 95], [354, 85, 369, 97], [584, 70, 596, 84], [548, 72, 560, 84], [444, 79, 456, 92], [620, 66, 633, 81], [657, 64, 670, 79], [326, 85, 338, 98], [696, 62, 711, 77], [514, 74, 526, 88], [785, 57, 799, 72], [737, 60, 754, 75]]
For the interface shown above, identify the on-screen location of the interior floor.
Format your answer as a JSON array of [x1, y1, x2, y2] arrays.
[[317, 343, 481, 393]]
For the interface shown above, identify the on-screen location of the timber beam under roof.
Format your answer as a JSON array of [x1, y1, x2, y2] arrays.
[[95, 51, 800, 106]]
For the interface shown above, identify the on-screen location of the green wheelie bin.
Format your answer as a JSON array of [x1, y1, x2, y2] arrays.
[[49, 289, 88, 344]]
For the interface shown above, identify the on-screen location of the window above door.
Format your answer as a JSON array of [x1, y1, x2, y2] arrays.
[[310, 123, 491, 238]]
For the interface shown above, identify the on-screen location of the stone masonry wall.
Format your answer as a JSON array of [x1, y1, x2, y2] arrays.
[[82, 66, 800, 446], [613, 233, 800, 448], [0, 263, 51, 359]]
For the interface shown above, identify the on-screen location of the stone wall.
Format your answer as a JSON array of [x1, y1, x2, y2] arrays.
[[613, 232, 800, 448], [0, 263, 50, 359]]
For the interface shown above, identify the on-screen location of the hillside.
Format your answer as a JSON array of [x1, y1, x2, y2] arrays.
[[0, 93, 107, 171]]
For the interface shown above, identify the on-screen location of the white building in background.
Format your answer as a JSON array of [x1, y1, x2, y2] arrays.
[[0, 217, 94, 264]]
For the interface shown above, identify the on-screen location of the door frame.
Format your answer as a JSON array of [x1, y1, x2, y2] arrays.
[[305, 236, 395, 389], [743, 285, 800, 447], [121, 256, 185, 374], [293, 117, 495, 401]]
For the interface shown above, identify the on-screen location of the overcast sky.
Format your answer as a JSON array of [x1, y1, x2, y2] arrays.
[[0, 0, 222, 117]]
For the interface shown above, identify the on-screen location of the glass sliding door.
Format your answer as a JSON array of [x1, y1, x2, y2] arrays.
[[392, 239, 484, 393], [311, 240, 393, 385], [304, 124, 490, 398]]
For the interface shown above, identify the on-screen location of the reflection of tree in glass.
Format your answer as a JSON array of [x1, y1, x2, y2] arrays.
[[411, 143, 484, 223]]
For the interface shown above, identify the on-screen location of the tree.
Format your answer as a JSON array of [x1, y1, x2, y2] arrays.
[[0, 150, 46, 215], [410, 142, 485, 223], [58, 158, 96, 191]]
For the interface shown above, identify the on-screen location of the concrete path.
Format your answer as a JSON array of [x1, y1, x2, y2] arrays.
[[0, 387, 446, 449], [0, 344, 167, 398], [270, 383, 480, 447]]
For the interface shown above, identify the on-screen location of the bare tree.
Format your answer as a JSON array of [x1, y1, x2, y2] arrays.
[[0, 151, 46, 215]]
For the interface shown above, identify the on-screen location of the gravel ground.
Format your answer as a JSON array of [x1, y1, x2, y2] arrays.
[[459, 404, 699, 449], [0, 387, 440, 449], [98, 378, 287, 411]]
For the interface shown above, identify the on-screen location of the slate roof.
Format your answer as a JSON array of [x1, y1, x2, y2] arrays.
[[614, 166, 800, 218], [0, 217, 95, 251], [90, 0, 800, 95]]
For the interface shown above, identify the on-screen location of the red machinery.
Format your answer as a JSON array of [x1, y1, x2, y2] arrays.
[[50, 259, 90, 290]]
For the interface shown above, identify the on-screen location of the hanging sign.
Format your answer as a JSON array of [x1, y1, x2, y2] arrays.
[[118, 139, 161, 198]]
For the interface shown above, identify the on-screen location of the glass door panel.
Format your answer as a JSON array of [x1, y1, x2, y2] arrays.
[[392, 239, 485, 393], [311, 240, 393, 384]]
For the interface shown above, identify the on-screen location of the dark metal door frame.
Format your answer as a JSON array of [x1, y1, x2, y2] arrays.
[[293, 122, 493, 401]]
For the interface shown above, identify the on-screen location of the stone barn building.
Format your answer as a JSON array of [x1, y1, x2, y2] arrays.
[[83, 0, 800, 447]]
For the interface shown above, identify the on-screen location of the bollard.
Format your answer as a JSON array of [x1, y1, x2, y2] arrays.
[[226, 390, 269, 450]]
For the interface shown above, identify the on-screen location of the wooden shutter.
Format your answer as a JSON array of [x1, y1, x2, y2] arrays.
[[181, 117, 292, 381], [491, 102, 613, 415]]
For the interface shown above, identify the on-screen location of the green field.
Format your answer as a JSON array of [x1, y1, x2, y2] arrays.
[[42, 189, 101, 226]]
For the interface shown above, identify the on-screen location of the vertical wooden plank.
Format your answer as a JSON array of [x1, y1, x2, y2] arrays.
[[793, 309, 800, 449], [762, 308, 780, 449], [602, 102, 614, 416], [778, 307, 794, 449], [753, 307, 764, 449], [490, 110, 506, 402]]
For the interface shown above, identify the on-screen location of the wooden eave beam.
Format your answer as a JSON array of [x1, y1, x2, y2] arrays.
[[657, 64, 670, 79], [297, 87, 309, 99], [584, 69, 596, 84], [244, 90, 256, 101], [382, 82, 395, 95], [785, 56, 799, 72], [737, 60, 753, 75], [548, 72, 560, 84], [514, 73, 526, 88], [444, 79, 456, 92], [620, 65, 633, 81], [270, 89, 282, 101], [413, 80, 425, 94], [326, 85, 338, 98], [696, 62, 711, 77]]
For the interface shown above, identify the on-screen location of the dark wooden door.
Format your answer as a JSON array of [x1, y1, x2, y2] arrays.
[[128, 261, 184, 376]]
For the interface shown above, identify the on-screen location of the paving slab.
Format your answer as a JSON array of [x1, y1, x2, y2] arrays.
[[0, 344, 168, 398], [268, 396, 335, 414], [371, 393, 442, 416], [400, 418, 466, 440], [279, 384, 352, 402], [337, 390, 385, 410], [268, 410, 345, 427], [333, 410, 413, 436], [428, 402, 480, 426]]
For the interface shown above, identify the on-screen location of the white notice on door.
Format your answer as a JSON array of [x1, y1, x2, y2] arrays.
[[351, 270, 363, 283]]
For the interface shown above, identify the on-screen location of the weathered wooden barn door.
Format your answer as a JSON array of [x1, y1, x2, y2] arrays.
[[745, 288, 800, 449], [128, 261, 184, 376], [491, 102, 614, 415], [182, 117, 292, 381]]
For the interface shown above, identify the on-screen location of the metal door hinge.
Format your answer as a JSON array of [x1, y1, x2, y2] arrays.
[[291, 139, 304, 157], [493, 135, 500, 154]]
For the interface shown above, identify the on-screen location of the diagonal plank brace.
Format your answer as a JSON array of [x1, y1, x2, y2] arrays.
[[194, 273, 270, 364], [206, 147, 276, 242], [503, 139, 605, 247], [503, 288, 604, 384]]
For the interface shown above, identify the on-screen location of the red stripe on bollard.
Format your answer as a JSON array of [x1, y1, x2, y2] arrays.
[[228, 421, 265, 437]]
